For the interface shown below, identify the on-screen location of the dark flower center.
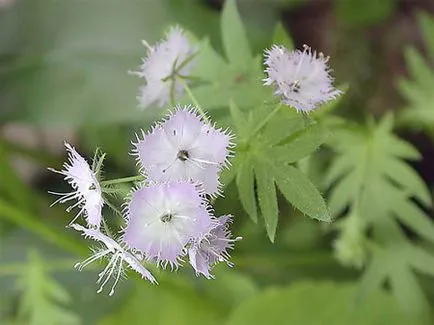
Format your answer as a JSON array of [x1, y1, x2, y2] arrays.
[[290, 80, 301, 93], [177, 150, 189, 162], [161, 214, 174, 223]]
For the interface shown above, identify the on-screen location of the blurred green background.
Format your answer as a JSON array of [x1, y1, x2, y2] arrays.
[[1, 0, 434, 324]]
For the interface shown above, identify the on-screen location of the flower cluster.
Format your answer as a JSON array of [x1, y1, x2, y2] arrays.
[[49, 25, 342, 296], [50, 107, 240, 295]]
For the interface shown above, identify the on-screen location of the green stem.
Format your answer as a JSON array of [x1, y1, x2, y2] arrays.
[[100, 175, 144, 186], [249, 104, 282, 140], [0, 198, 87, 256], [178, 77, 209, 123]]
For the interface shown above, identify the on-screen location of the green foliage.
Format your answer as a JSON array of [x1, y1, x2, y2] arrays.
[[397, 12, 434, 136], [325, 115, 434, 323], [334, 0, 397, 27], [226, 281, 411, 325], [15, 251, 79, 325], [99, 269, 258, 325], [272, 22, 294, 50], [182, 0, 269, 111], [230, 102, 332, 242]]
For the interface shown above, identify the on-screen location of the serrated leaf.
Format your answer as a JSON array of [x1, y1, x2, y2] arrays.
[[221, 0, 252, 68], [236, 157, 258, 222], [383, 158, 431, 206], [391, 198, 434, 242], [229, 100, 249, 138], [407, 245, 434, 277], [397, 14, 434, 133], [273, 164, 331, 222], [261, 107, 304, 145], [326, 117, 434, 320], [16, 251, 80, 325], [255, 162, 278, 241], [268, 122, 330, 163], [389, 264, 430, 324], [271, 22, 293, 50]]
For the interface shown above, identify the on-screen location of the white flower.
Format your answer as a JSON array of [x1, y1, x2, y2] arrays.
[[122, 182, 213, 269], [49, 143, 104, 228], [130, 26, 197, 109], [264, 44, 342, 112], [133, 106, 233, 196], [71, 223, 157, 296], [188, 215, 241, 279]]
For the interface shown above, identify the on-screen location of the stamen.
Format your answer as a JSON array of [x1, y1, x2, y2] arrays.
[[177, 150, 189, 161]]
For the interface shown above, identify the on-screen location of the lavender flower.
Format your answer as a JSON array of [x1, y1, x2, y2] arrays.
[[49, 143, 103, 228], [130, 26, 197, 109], [133, 107, 232, 196], [71, 223, 157, 296], [264, 44, 342, 112], [188, 215, 241, 279], [122, 182, 213, 269]]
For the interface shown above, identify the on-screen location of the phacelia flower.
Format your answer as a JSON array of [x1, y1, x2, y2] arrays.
[[71, 223, 157, 296], [264, 44, 342, 113], [133, 107, 232, 196], [188, 215, 241, 279], [130, 26, 197, 109], [49, 143, 103, 228], [122, 182, 213, 269]]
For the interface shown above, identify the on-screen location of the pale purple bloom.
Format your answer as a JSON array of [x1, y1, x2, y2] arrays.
[[130, 26, 197, 109], [71, 223, 157, 296], [264, 44, 342, 112], [49, 143, 103, 228], [122, 182, 213, 269], [133, 107, 232, 196], [188, 215, 241, 279]]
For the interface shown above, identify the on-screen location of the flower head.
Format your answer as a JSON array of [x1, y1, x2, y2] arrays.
[[133, 107, 233, 196], [49, 143, 103, 228], [264, 44, 342, 112], [70, 223, 157, 296], [131, 26, 196, 109], [188, 215, 241, 279], [122, 182, 213, 269]]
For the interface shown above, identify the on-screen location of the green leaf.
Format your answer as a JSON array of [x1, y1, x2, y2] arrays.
[[16, 251, 80, 325], [255, 162, 278, 241], [236, 156, 258, 222], [397, 14, 434, 134], [99, 279, 220, 325], [271, 22, 293, 50], [418, 11, 434, 60], [335, 0, 397, 27], [408, 245, 434, 277], [227, 281, 411, 325], [268, 122, 330, 163], [273, 164, 331, 222], [389, 263, 431, 324], [326, 117, 434, 320], [221, 0, 252, 68], [391, 198, 434, 242]]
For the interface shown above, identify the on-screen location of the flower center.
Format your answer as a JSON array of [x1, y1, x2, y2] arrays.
[[177, 150, 189, 162], [290, 80, 301, 93], [160, 213, 174, 223]]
